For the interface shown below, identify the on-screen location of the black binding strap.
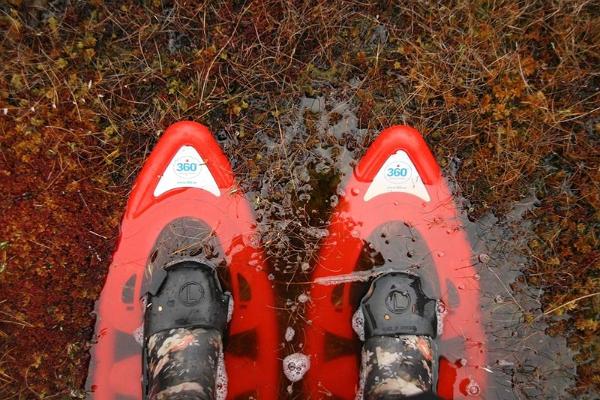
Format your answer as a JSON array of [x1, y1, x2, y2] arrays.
[[360, 272, 437, 339], [144, 260, 231, 337]]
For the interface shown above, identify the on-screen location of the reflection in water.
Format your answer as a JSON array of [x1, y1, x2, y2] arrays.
[[86, 96, 574, 399], [313, 195, 576, 399], [465, 197, 575, 398], [238, 96, 574, 399]]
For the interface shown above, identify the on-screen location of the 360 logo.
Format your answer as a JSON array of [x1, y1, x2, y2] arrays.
[[176, 162, 197, 172], [384, 161, 412, 182], [173, 156, 202, 178], [386, 167, 408, 177]]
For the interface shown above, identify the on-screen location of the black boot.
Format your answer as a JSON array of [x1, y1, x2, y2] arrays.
[[357, 272, 439, 400], [142, 219, 231, 400]]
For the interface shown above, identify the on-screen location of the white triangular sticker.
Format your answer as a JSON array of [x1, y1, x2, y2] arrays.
[[364, 150, 430, 202], [153, 146, 220, 197]]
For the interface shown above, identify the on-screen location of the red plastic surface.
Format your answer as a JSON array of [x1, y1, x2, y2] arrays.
[[305, 126, 487, 399], [88, 122, 279, 399]]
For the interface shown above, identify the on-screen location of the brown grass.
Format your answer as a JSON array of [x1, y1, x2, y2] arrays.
[[0, 0, 598, 397]]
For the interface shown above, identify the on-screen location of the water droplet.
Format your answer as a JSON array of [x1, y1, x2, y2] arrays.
[[437, 302, 447, 314], [473, 273, 480, 281], [436, 251, 445, 257], [268, 273, 275, 281], [456, 358, 468, 367], [351, 188, 360, 196], [393, 201, 399, 206], [297, 293, 309, 303], [466, 379, 480, 396], [329, 195, 339, 207], [351, 229, 360, 238], [458, 283, 465, 290], [478, 253, 490, 263]]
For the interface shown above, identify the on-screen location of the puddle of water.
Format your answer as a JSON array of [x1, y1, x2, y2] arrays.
[[229, 95, 575, 398], [85, 95, 575, 399], [461, 195, 576, 399]]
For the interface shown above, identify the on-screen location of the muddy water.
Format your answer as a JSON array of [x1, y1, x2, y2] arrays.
[[86, 96, 575, 399]]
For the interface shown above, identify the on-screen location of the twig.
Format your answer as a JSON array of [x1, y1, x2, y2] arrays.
[[540, 292, 600, 318]]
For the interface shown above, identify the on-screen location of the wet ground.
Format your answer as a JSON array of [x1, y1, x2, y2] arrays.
[[1, 1, 598, 399], [83, 96, 577, 399], [229, 97, 577, 399]]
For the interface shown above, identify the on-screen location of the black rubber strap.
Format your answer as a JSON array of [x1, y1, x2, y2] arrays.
[[144, 261, 231, 337], [360, 272, 437, 339]]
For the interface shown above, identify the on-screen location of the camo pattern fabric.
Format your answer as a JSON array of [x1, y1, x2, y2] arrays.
[[361, 335, 434, 399], [146, 327, 222, 400]]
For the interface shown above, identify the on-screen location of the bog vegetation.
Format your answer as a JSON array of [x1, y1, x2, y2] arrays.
[[0, 1, 598, 398]]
